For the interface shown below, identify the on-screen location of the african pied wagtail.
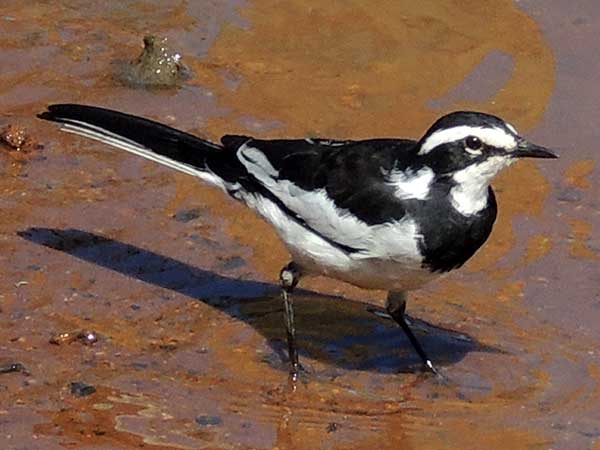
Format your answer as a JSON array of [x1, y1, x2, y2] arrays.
[[38, 104, 557, 378]]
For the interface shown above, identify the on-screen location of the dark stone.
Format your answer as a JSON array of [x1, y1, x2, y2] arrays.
[[132, 361, 149, 370], [159, 344, 178, 352], [70, 381, 96, 397], [327, 422, 340, 433], [0, 363, 25, 374], [195, 415, 222, 426], [173, 208, 202, 223]]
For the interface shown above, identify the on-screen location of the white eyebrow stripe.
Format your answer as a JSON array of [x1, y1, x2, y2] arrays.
[[418, 126, 517, 155]]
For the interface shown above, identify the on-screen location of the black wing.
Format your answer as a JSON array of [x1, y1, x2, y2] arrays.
[[226, 136, 419, 226]]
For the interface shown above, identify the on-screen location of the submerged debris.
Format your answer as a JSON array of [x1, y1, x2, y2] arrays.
[[117, 35, 191, 88], [50, 330, 98, 346], [70, 381, 96, 397]]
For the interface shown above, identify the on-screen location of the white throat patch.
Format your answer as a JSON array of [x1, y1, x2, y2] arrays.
[[450, 156, 514, 216], [419, 126, 517, 155]]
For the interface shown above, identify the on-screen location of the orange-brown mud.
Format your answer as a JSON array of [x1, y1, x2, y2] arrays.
[[1, 1, 599, 449]]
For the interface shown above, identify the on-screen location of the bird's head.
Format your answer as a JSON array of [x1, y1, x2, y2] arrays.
[[416, 111, 557, 215], [417, 111, 557, 175]]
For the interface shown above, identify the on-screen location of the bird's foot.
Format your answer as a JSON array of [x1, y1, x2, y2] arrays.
[[420, 360, 451, 385], [287, 361, 311, 391]]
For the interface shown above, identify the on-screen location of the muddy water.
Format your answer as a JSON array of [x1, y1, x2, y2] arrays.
[[1, 1, 599, 449]]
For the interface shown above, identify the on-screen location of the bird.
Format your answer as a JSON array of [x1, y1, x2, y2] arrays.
[[38, 104, 557, 379]]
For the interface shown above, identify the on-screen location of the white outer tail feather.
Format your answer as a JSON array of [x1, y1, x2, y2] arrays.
[[59, 120, 229, 191]]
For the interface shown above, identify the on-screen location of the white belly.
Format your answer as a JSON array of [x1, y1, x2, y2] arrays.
[[243, 194, 437, 291], [292, 249, 438, 291]]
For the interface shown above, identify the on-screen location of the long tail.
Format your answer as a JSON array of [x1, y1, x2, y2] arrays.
[[38, 104, 233, 187]]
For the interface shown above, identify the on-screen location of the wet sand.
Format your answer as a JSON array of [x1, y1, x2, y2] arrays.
[[1, 1, 599, 449]]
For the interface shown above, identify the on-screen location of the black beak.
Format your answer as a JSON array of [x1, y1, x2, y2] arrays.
[[513, 140, 558, 159]]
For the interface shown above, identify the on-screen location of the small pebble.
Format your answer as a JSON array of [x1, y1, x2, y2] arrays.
[[70, 382, 96, 397], [50, 331, 76, 345], [93, 403, 114, 411], [0, 363, 26, 374], [195, 415, 222, 426], [132, 361, 149, 370], [0, 124, 43, 152], [1, 125, 27, 150], [50, 330, 98, 345], [327, 422, 340, 433], [173, 208, 202, 223], [78, 330, 98, 345]]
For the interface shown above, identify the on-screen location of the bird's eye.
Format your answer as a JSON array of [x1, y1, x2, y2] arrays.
[[465, 136, 482, 151]]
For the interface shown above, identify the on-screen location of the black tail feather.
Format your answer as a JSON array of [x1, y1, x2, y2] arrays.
[[38, 104, 222, 171]]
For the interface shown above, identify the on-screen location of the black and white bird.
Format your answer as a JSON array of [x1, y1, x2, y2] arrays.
[[38, 104, 557, 378]]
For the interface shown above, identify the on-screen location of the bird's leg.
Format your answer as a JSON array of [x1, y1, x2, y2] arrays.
[[386, 291, 438, 375], [280, 262, 301, 381]]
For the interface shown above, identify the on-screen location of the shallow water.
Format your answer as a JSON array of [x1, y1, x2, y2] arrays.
[[1, 1, 599, 449]]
